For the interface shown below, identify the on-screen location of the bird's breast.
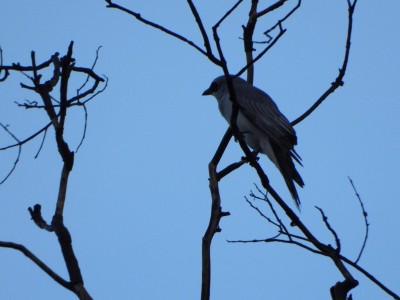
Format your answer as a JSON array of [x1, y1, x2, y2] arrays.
[[218, 96, 264, 152]]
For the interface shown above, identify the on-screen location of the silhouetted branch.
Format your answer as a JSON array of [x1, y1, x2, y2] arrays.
[[0, 123, 21, 184], [251, 185, 292, 239], [75, 103, 88, 153], [257, 0, 288, 18], [28, 204, 54, 231], [0, 42, 104, 300], [0, 241, 71, 290], [34, 127, 47, 159], [202, 127, 232, 300], [217, 159, 246, 180], [348, 177, 369, 263], [263, 0, 301, 38], [236, 27, 286, 78], [339, 254, 400, 299], [77, 46, 102, 95], [186, 0, 214, 58], [291, 0, 356, 126], [240, 184, 400, 299], [0, 121, 52, 151], [0, 47, 9, 82], [105, 0, 220, 65], [315, 206, 341, 252], [244, 196, 281, 228]]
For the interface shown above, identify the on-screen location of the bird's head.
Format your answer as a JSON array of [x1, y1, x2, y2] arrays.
[[202, 75, 229, 99]]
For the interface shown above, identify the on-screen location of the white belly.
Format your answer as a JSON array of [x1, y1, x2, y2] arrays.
[[218, 98, 279, 168]]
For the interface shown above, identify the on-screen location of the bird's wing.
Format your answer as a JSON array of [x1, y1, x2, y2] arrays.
[[236, 85, 297, 150]]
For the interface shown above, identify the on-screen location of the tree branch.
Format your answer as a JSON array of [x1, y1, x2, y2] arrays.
[[348, 177, 369, 264], [105, 0, 220, 65], [0, 241, 71, 290], [291, 0, 355, 126], [0, 42, 103, 300]]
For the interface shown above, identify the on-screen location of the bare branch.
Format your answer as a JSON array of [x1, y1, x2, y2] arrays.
[[228, 237, 324, 256], [75, 103, 88, 153], [348, 177, 369, 263], [315, 206, 341, 252], [0, 123, 21, 184], [186, 0, 214, 59], [244, 196, 281, 228], [252, 185, 292, 239], [34, 127, 47, 159], [0, 241, 71, 290], [339, 254, 400, 299], [0, 52, 59, 73], [0, 121, 52, 151], [217, 159, 246, 180], [256, 0, 288, 18], [214, 0, 244, 29], [0, 47, 9, 82], [0, 43, 102, 300], [105, 0, 220, 65], [28, 204, 54, 232], [242, 0, 259, 83], [291, 0, 355, 126], [236, 27, 286, 78], [77, 46, 103, 95], [263, 0, 301, 37]]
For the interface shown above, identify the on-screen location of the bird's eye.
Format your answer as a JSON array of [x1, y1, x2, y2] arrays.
[[211, 82, 219, 92]]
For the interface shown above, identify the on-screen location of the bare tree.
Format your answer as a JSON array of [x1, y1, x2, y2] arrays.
[[104, 1, 399, 299], [1, 1, 399, 299], [0, 41, 106, 300]]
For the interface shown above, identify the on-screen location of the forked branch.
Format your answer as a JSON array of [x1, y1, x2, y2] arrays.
[[0, 42, 105, 300]]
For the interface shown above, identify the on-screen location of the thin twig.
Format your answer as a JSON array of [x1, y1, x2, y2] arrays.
[[263, 0, 301, 37], [236, 27, 286, 78], [252, 185, 292, 240], [34, 128, 47, 159], [214, 0, 244, 29], [244, 196, 281, 228], [291, 0, 354, 126], [186, 0, 214, 59], [315, 206, 341, 252], [77, 46, 103, 95], [0, 121, 52, 151], [0, 123, 22, 184], [348, 177, 369, 263], [76, 103, 88, 153]]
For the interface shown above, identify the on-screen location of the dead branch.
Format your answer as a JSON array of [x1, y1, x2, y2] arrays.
[[0, 123, 21, 184], [291, 0, 357, 126], [201, 128, 232, 300], [105, 0, 221, 65], [0, 241, 71, 290], [0, 41, 105, 300], [315, 206, 341, 252], [348, 177, 369, 263]]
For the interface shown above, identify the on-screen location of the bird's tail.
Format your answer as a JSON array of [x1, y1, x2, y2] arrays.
[[273, 146, 304, 209]]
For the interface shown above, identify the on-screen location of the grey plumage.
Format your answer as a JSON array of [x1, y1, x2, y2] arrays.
[[202, 75, 304, 207]]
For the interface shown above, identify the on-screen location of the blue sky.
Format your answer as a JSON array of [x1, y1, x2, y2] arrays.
[[0, 1, 399, 299]]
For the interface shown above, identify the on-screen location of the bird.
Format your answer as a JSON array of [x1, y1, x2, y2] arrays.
[[202, 75, 304, 207]]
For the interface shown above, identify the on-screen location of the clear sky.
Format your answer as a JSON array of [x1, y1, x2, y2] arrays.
[[0, 1, 399, 299]]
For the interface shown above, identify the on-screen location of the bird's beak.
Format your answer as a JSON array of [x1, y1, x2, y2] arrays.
[[202, 87, 212, 96]]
